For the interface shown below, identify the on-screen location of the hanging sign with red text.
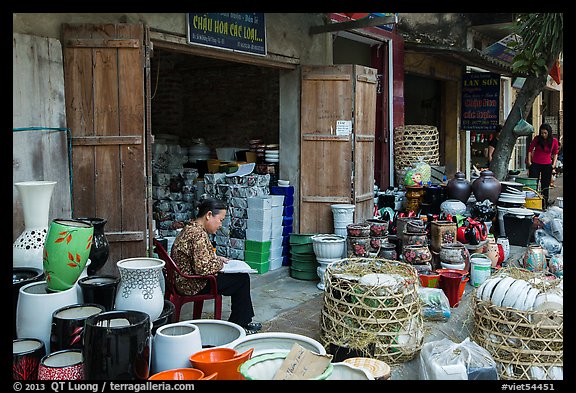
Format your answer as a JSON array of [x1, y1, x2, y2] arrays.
[[187, 13, 266, 56], [461, 72, 500, 131]]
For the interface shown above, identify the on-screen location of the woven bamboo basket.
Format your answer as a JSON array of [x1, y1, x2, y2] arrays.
[[319, 258, 424, 364], [393, 125, 439, 184], [471, 267, 563, 380]]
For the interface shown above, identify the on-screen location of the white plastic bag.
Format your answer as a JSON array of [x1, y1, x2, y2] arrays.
[[419, 337, 498, 380], [418, 287, 451, 322]]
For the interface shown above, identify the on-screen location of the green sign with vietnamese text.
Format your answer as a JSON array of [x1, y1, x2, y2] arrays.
[[187, 13, 266, 56]]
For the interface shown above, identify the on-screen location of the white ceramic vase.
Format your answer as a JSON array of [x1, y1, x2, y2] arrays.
[[496, 237, 510, 261], [13, 181, 57, 269], [151, 322, 202, 374], [115, 258, 165, 321], [16, 281, 79, 353], [316, 257, 339, 290]]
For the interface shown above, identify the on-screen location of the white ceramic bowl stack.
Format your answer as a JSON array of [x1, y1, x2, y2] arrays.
[[265, 149, 279, 163], [227, 332, 326, 357], [476, 275, 563, 320]]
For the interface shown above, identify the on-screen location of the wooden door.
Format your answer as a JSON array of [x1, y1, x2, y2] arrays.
[[300, 65, 377, 234], [62, 23, 152, 275]]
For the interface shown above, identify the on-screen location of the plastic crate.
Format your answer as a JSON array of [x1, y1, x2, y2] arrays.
[[247, 196, 272, 210], [246, 228, 272, 242], [271, 185, 294, 196], [245, 240, 271, 253], [245, 260, 270, 274], [269, 256, 283, 271], [270, 195, 285, 207], [283, 205, 294, 217], [244, 250, 271, 263]]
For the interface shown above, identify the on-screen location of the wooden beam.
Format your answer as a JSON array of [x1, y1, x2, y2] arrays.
[[71, 136, 143, 146], [310, 15, 398, 35]]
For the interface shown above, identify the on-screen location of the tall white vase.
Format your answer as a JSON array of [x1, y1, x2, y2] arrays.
[[13, 181, 57, 270], [115, 258, 165, 321]]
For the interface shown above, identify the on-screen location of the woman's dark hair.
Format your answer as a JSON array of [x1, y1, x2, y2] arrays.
[[495, 124, 503, 133], [537, 123, 554, 150], [196, 197, 227, 218]]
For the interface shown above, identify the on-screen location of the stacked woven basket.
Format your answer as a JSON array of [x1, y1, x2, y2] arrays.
[[393, 125, 439, 185]]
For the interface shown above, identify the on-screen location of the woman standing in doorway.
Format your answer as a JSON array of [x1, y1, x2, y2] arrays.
[[527, 123, 559, 207]]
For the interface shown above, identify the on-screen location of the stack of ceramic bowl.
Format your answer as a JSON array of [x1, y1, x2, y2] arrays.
[[497, 185, 525, 206], [265, 149, 279, 163]]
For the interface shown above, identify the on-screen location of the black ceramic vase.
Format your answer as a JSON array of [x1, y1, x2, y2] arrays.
[[471, 170, 502, 204], [83, 310, 151, 380], [76, 217, 109, 275], [446, 172, 472, 204]]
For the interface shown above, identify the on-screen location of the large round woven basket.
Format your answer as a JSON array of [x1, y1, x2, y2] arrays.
[[319, 258, 423, 364], [393, 125, 439, 184], [471, 267, 563, 380]]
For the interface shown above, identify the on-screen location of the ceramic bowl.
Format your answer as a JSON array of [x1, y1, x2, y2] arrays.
[[239, 352, 333, 380], [477, 276, 503, 302], [327, 362, 374, 380], [227, 332, 326, 357], [511, 282, 533, 311], [489, 276, 516, 306], [500, 279, 530, 308], [148, 368, 217, 380], [182, 319, 246, 349], [522, 287, 541, 311]]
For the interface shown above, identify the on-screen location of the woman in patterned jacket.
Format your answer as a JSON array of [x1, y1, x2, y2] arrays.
[[170, 197, 261, 334]]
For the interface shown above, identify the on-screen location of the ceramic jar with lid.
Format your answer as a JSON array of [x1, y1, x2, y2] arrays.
[[472, 170, 502, 204], [402, 244, 432, 265], [446, 172, 472, 204]]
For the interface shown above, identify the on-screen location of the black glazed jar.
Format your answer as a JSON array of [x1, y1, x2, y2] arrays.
[[446, 171, 472, 204], [471, 170, 502, 204]]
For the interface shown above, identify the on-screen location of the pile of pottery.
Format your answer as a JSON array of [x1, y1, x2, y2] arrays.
[[346, 223, 371, 257], [399, 218, 433, 274]]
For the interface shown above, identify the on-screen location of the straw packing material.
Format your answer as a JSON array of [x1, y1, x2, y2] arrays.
[[320, 258, 424, 364]]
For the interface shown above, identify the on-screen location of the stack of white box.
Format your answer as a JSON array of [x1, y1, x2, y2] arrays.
[[268, 195, 285, 270], [245, 196, 273, 273]]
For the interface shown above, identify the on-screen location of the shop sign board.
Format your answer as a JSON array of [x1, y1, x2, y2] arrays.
[[187, 13, 266, 56], [461, 72, 501, 131]]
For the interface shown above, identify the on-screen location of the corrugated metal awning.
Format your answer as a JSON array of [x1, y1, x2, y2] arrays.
[[405, 42, 516, 77]]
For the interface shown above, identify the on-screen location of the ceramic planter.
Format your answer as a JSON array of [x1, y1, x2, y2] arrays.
[[43, 218, 94, 292], [376, 241, 397, 260], [311, 234, 346, 259], [365, 219, 389, 237], [406, 219, 426, 233], [347, 237, 370, 257], [346, 223, 370, 238], [189, 347, 254, 380], [185, 319, 246, 349], [496, 237, 510, 261], [152, 322, 203, 374], [13, 181, 57, 270], [13, 338, 46, 380], [402, 244, 432, 265], [16, 281, 79, 353], [75, 217, 109, 275], [369, 236, 388, 253], [50, 303, 105, 353], [523, 245, 547, 272], [430, 220, 457, 252], [37, 349, 84, 380], [78, 275, 120, 311], [228, 332, 327, 357], [13, 267, 44, 339], [115, 257, 165, 321], [403, 231, 428, 247], [440, 199, 467, 216], [439, 242, 470, 271], [83, 310, 152, 380]]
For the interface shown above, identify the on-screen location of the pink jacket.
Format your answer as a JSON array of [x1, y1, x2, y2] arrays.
[[528, 137, 558, 165]]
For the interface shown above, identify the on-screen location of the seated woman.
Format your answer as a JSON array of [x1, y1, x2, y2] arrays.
[[170, 197, 262, 334]]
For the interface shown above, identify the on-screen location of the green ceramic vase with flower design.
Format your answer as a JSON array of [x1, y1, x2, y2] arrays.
[[43, 219, 94, 292]]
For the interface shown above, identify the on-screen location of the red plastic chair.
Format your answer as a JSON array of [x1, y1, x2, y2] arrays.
[[153, 238, 222, 321]]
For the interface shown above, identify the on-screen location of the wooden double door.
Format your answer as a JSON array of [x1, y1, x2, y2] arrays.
[[300, 64, 377, 234]]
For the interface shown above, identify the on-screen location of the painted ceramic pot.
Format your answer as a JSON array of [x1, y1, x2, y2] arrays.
[[50, 303, 106, 353], [347, 237, 370, 257], [405, 185, 425, 213], [402, 231, 428, 247], [405, 219, 426, 234], [430, 220, 457, 252], [548, 254, 563, 278], [496, 237, 510, 261], [115, 258, 165, 322], [440, 199, 467, 216], [365, 219, 389, 237], [377, 241, 397, 260], [369, 237, 388, 253], [346, 223, 370, 238], [439, 243, 470, 271], [485, 237, 500, 268], [38, 349, 84, 380], [523, 245, 547, 272], [75, 217, 109, 275], [402, 244, 432, 265], [43, 219, 94, 292], [13, 338, 46, 380]]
